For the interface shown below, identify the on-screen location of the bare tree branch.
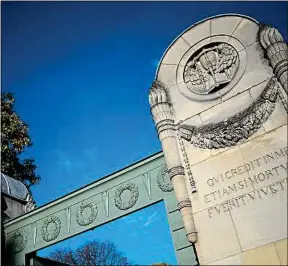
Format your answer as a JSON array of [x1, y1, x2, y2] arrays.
[[49, 240, 132, 266]]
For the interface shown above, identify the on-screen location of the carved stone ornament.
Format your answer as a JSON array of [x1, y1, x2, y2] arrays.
[[41, 215, 61, 242], [168, 166, 185, 180], [157, 164, 174, 192], [10, 229, 27, 253], [258, 24, 288, 93], [184, 42, 239, 95], [149, 81, 176, 140], [25, 193, 36, 213], [178, 77, 279, 149], [76, 200, 98, 226], [114, 182, 139, 210], [176, 131, 197, 193], [177, 199, 192, 210]]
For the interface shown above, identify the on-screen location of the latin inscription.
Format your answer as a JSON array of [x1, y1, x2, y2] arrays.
[[204, 147, 288, 218]]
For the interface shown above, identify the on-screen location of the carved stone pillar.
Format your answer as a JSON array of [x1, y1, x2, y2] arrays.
[[149, 81, 198, 244], [258, 24, 288, 93]]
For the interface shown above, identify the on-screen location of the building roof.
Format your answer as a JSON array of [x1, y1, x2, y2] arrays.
[[1, 173, 30, 202]]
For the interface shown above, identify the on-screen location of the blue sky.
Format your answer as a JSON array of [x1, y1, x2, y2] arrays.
[[2, 1, 287, 265]]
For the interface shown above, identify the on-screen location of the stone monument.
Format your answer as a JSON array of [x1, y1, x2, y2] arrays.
[[3, 13, 287, 266], [149, 14, 287, 265]]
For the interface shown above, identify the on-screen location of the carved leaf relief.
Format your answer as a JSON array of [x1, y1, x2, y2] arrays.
[[11, 229, 27, 253], [178, 77, 279, 149], [76, 200, 98, 226], [184, 42, 239, 95], [157, 164, 173, 192], [41, 215, 61, 242]]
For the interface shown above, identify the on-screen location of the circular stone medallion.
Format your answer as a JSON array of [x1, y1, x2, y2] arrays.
[[177, 35, 247, 101], [76, 200, 98, 226], [11, 229, 27, 253], [114, 182, 139, 210], [184, 42, 239, 95], [41, 215, 61, 242]]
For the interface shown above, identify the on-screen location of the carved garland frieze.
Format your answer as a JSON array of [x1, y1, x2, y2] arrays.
[[114, 182, 139, 210], [41, 215, 61, 242], [157, 165, 174, 192], [178, 77, 279, 149], [76, 200, 98, 226], [10, 229, 27, 253]]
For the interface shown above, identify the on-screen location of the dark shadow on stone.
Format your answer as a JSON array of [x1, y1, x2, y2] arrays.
[[3, 241, 16, 266]]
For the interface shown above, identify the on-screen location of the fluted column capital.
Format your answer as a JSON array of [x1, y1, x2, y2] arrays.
[[258, 24, 285, 49], [258, 24, 288, 94], [149, 81, 176, 141], [149, 81, 171, 107]]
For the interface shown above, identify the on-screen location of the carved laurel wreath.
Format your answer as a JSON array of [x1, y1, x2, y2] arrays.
[[76, 200, 98, 226], [114, 182, 139, 210], [178, 77, 279, 149], [157, 164, 173, 192], [41, 215, 61, 242], [11, 229, 27, 253]]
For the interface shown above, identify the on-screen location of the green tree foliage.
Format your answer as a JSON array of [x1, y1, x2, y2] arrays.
[[49, 240, 133, 265], [1, 92, 40, 188]]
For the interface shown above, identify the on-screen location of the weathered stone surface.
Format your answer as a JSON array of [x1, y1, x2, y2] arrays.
[[194, 208, 241, 265], [181, 20, 211, 46], [177, 246, 198, 265], [242, 243, 281, 265], [177, 115, 212, 166], [239, 125, 287, 191], [207, 254, 242, 265], [200, 90, 253, 125], [161, 37, 190, 65], [262, 100, 288, 133], [173, 227, 192, 250], [207, 238, 288, 265], [189, 146, 251, 214], [230, 184, 287, 251], [168, 83, 221, 123], [231, 17, 259, 47], [181, 140, 211, 167], [274, 238, 288, 265], [211, 16, 243, 36], [157, 64, 178, 90]]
